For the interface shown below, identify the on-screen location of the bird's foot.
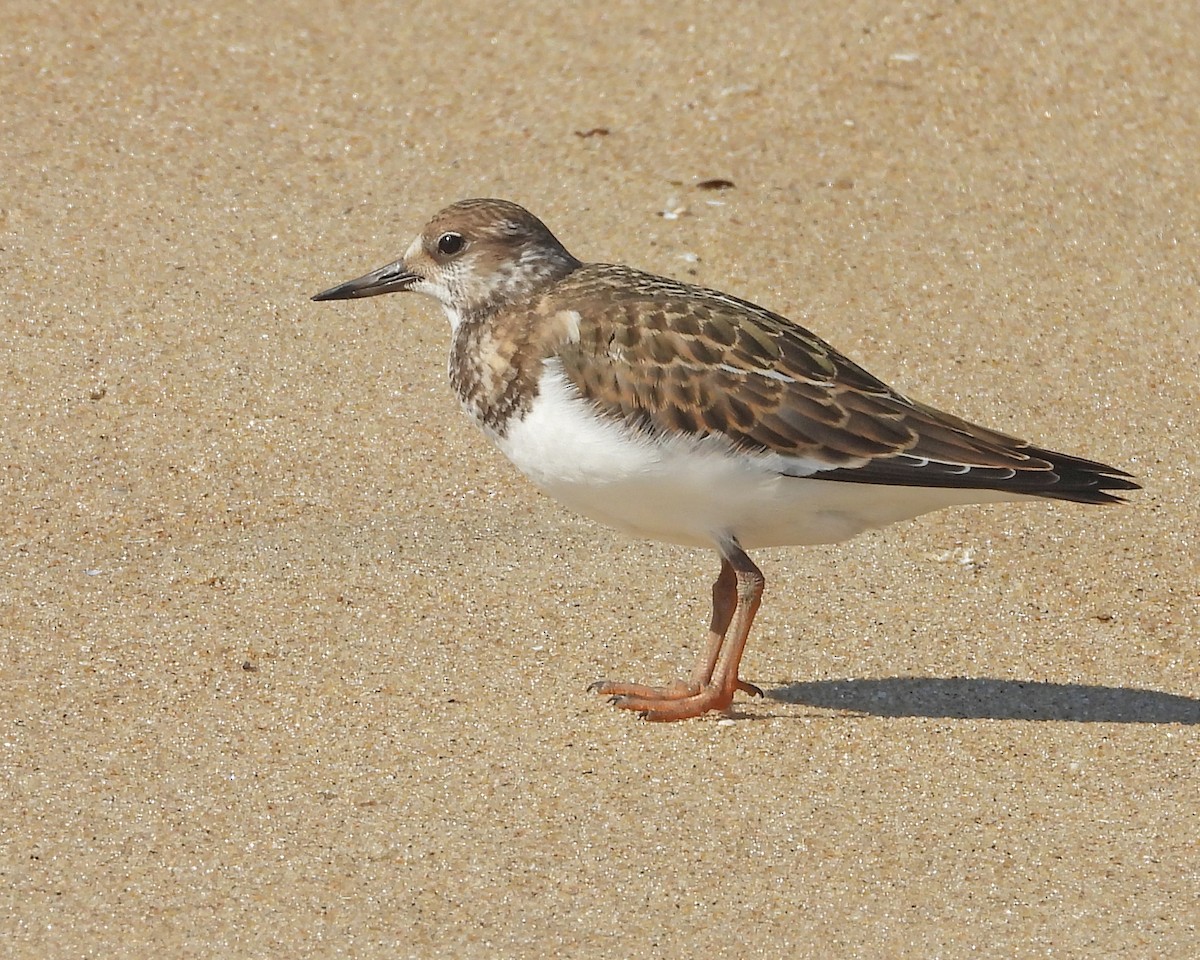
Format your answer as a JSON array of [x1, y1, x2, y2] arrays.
[[587, 677, 763, 721]]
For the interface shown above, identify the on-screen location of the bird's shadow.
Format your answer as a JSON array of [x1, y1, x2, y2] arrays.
[[767, 676, 1200, 724]]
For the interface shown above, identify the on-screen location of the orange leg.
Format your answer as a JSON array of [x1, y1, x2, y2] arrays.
[[589, 544, 765, 721]]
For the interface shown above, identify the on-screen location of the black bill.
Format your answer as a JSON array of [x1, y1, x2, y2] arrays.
[[312, 260, 417, 301]]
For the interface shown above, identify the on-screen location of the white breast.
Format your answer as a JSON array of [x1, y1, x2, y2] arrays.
[[485, 362, 1021, 550]]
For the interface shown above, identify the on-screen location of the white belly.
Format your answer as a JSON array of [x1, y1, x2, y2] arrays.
[[484, 365, 1020, 550]]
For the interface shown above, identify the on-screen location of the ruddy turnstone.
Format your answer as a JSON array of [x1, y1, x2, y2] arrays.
[[314, 198, 1139, 721]]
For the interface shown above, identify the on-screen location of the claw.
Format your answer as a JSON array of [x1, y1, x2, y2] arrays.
[[590, 672, 765, 719]]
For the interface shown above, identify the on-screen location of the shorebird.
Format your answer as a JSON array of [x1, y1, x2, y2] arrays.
[[313, 198, 1138, 721]]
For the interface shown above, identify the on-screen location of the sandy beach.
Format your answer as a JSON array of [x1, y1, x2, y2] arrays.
[[2, 2, 1197, 956]]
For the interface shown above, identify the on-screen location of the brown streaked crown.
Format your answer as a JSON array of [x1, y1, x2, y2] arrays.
[[408, 199, 582, 318]]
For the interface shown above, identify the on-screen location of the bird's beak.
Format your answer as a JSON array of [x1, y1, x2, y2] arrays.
[[312, 259, 417, 301]]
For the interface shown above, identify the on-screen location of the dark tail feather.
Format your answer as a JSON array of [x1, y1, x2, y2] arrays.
[[813, 445, 1140, 502], [1029, 449, 1140, 504]]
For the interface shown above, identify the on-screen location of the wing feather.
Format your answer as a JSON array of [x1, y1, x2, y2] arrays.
[[551, 265, 1138, 503]]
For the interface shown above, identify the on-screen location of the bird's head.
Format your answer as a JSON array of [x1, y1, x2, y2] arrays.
[[313, 198, 581, 324]]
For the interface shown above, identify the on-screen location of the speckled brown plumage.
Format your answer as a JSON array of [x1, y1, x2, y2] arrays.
[[526, 263, 1136, 503], [448, 296, 578, 436], [314, 198, 1139, 722]]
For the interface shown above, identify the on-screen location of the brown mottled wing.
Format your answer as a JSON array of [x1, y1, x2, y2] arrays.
[[553, 264, 1137, 504]]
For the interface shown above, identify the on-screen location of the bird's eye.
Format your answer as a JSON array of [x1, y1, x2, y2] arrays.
[[437, 232, 465, 256]]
